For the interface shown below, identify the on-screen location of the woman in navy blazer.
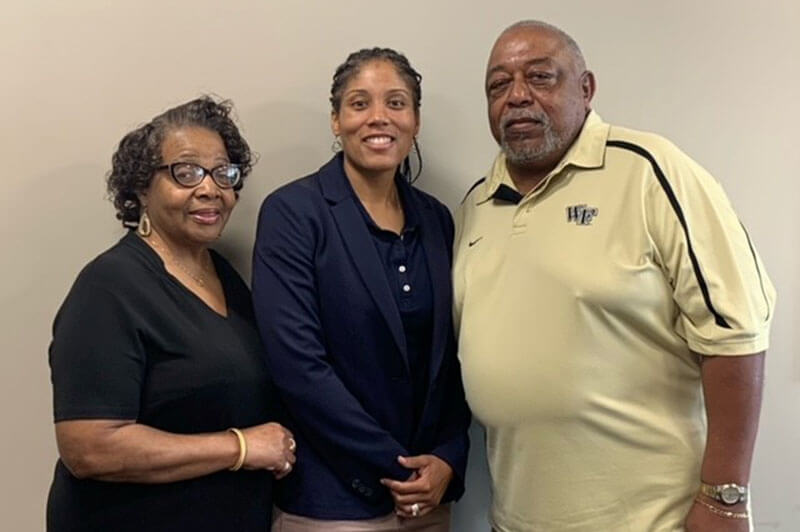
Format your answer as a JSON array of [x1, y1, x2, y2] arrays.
[[252, 48, 470, 530]]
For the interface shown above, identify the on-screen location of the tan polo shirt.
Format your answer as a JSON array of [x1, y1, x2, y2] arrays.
[[453, 112, 775, 531]]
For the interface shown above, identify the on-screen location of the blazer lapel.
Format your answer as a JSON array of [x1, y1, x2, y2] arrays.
[[320, 156, 409, 368], [407, 189, 450, 385]]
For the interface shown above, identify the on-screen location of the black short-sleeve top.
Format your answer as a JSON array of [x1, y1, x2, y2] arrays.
[[47, 232, 273, 531]]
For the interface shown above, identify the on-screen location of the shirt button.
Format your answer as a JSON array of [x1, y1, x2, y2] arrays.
[[398, 265, 407, 273], [403, 284, 411, 292]]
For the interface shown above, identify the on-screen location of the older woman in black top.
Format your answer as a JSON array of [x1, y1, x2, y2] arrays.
[[47, 96, 294, 531]]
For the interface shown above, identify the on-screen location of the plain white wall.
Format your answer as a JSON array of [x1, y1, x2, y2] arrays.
[[2, 1, 798, 529]]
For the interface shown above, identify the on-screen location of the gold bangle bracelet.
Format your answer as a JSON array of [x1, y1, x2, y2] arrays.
[[228, 428, 248, 471], [695, 497, 749, 519]]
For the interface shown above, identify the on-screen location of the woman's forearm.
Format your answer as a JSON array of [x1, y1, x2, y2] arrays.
[[56, 419, 240, 483]]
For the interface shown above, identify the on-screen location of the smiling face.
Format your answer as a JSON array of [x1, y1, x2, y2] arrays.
[[486, 25, 595, 174], [331, 59, 420, 182], [140, 126, 237, 249]]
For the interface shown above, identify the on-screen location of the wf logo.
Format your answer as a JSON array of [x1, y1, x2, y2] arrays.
[[566, 204, 599, 225]]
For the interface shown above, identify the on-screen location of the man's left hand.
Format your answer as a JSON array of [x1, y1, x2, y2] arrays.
[[380, 454, 453, 518]]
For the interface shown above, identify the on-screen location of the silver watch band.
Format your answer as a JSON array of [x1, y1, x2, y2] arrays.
[[699, 482, 748, 505]]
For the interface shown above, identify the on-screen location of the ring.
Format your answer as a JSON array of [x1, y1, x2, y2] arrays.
[[289, 438, 296, 452], [411, 503, 420, 517], [281, 461, 291, 473]]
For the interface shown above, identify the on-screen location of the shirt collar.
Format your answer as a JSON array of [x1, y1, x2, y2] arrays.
[[397, 177, 420, 232], [477, 110, 610, 203], [355, 174, 420, 235]]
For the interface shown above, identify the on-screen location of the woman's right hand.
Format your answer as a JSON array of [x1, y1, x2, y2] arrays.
[[241, 422, 296, 478]]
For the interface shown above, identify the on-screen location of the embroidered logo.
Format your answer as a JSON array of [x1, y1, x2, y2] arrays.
[[566, 204, 599, 226]]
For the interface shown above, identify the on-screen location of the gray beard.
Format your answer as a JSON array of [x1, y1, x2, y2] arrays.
[[501, 123, 567, 167]]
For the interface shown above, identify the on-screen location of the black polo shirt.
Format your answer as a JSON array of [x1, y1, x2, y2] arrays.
[[354, 178, 433, 425]]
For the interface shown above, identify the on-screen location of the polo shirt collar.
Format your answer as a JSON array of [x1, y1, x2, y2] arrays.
[[477, 111, 610, 203], [356, 174, 421, 235], [321, 152, 421, 233]]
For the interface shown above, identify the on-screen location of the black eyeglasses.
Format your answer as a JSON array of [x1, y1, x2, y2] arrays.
[[156, 162, 242, 189]]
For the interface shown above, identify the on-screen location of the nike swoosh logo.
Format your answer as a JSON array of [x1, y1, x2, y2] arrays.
[[468, 237, 483, 247]]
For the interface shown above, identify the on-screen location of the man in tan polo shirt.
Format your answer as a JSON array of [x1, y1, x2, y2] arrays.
[[453, 20, 775, 531]]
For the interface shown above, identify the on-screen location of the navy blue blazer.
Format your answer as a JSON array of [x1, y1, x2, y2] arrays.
[[252, 154, 470, 519]]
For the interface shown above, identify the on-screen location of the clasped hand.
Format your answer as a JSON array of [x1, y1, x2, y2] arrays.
[[380, 454, 453, 518], [241, 422, 296, 479]]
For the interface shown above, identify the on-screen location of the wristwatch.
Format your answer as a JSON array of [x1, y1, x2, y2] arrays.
[[699, 482, 748, 505]]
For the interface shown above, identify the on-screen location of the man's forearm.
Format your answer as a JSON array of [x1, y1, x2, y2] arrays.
[[698, 352, 765, 484]]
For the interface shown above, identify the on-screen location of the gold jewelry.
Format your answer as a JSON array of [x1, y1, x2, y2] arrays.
[[146, 237, 209, 286], [695, 497, 749, 519], [228, 428, 247, 471], [288, 438, 296, 452], [136, 210, 152, 237], [281, 461, 291, 473]]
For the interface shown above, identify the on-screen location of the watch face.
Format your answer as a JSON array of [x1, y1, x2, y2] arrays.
[[720, 486, 741, 504]]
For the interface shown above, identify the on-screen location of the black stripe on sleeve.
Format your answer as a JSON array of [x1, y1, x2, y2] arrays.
[[607, 140, 732, 329], [739, 222, 772, 322]]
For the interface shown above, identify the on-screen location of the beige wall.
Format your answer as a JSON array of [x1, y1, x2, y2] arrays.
[[2, 1, 798, 529]]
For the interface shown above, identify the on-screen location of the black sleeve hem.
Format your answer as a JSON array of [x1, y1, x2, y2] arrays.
[[54, 408, 139, 423]]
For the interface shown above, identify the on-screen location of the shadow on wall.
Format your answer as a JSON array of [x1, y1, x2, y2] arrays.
[[452, 422, 491, 530], [411, 91, 495, 210]]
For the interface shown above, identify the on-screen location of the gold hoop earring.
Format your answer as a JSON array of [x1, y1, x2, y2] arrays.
[[137, 210, 152, 237], [331, 136, 342, 153]]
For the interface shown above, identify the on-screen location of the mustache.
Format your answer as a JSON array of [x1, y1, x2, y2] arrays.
[[500, 109, 550, 130]]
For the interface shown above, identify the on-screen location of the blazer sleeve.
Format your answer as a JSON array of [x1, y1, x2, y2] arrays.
[[252, 189, 411, 498], [429, 201, 471, 502], [430, 350, 470, 502]]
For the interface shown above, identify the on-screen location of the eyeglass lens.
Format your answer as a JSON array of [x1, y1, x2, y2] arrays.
[[171, 163, 240, 188]]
